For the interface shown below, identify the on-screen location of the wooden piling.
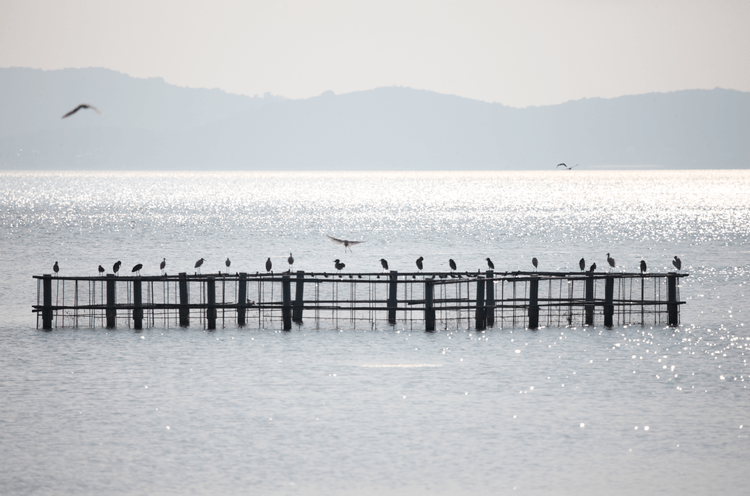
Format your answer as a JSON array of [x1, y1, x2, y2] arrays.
[[388, 271, 398, 324], [528, 275, 539, 329], [485, 270, 494, 327], [42, 274, 52, 330], [425, 278, 435, 331], [237, 272, 247, 327], [475, 276, 486, 330], [282, 274, 292, 330], [604, 275, 614, 327], [293, 271, 304, 324], [668, 273, 678, 326], [133, 278, 143, 330], [106, 274, 116, 328], [585, 273, 594, 325], [179, 272, 189, 327], [207, 277, 216, 330]]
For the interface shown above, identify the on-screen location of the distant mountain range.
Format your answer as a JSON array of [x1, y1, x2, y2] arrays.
[[1, 67, 748, 170]]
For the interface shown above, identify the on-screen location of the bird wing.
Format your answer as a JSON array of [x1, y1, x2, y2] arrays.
[[326, 234, 366, 245], [61, 104, 102, 119], [62, 105, 85, 119], [557, 163, 567, 168]]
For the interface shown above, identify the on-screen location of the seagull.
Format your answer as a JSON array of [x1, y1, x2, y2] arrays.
[[607, 253, 616, 271], [556, 163, 578, 170], [61, 104, 103, 119], [225, 257, 231, 274], [113, 261, 121, 276], [98, 265, 105, 276], [672, 256, 682, 271], [334, 259, 345, 272], [288, 253, 294, 270], [640, 260, 647, 274], [579, 258, 585, 272], [265, 257, 272, 273], [416, 256, 424, 272], [53, 261, 59, 276], [589, 262, 597, 272], [486, 258, 495, 270], [160, 258, 166, 275], [326, 234, 366, 253], [449, 259, 457, 272], [132, 263, 143, 276], [195, 258, 205, 274], [380, 259, 389, 272], [532, 257, 538, 271]]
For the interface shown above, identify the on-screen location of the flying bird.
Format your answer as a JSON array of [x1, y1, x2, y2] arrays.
[[53, 261, 59, 275], [380, 259, 389, 272], [607, 253, 616, 271], [98, 265, 105, 276], [195, 258, 205, 274], [265, 257, 272, 273], [288, 253, 294, 270], [132, 263, 143, 276], [160, 258, 166, 275], [579, 258, 585, 272], [326, 234, 366, 253], [532, 257, 538, 271], [61, 104, 103, 119], [449, 259, 457, 272], [113, 261, 121, 275], [486, 258, 495, 270], [640, 260, 647, 274], [334, 259, 345, 272], [672, 256, 682, 271], [556, 163, 578, 170], [416, 256, 424, 272]]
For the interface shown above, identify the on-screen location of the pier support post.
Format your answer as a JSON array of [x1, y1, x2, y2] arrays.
[[528, 275, 539, 329], [133, 278, 143, 330], [585, 273, 594, 325], [604, 275, 614, 327], [42, 274, 53, 330], [179, 273, 189, 327], [668, 274, 679, 326], [485, 270, 495, 327], [425, 279, 435, 331], [237, 272, 247, 326], [387, 271, 398, 325], [475, 276, 486, 330], [282, 274, 292, 330], [207, 277, 216, 330], [293, 271, 304, 324], [106, 274, 116, 328]]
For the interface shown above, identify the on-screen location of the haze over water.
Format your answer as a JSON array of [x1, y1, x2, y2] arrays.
[[1, 170, 749, 495]]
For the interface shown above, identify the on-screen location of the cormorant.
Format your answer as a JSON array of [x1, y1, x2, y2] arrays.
[[132, 263, 143, 276], [160, 258, 166, 275], [265, 257, 272, 273], [532, 257, 538, 271], [579, 258, 585, 272], [113, 261, 121, 276], [53, 261, 59, 275], [486, 258, 495, 270], [416, 256, 423, 272], [98, 265, 105, 276], [589, 262, 596, 272], [334, 259, 345, 272], [640, 260, 647, 273], [225, 257, 231, 273], [672, 256, 682, 271], [380, 259, 389, 271], [449, 259, 457, 272]]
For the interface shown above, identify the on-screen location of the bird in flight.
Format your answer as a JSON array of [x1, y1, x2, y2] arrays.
[[326, 235, 366, 253], [556, 163, 578, 170], [61, 104, 103, 119]]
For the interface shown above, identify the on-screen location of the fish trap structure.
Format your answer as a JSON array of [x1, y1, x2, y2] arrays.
[[33, 270, 687, 331]]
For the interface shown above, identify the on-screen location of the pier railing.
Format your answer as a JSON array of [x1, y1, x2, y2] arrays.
[[33, 270, 687, 331]]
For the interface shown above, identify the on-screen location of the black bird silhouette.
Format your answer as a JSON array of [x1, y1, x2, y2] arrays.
[[265, 257, 272, 273], [160, 258, 166, 275], [556, 163, 578, 170], [53, 261, 59, 275], [532, 257, 538, 271], [486, 258, 495, 270], [589, 262, 596, 272], [98, 265, 105, 276], [113, 261, 121, 275], [326, 234, 366, 253], [380, 259, 389, 271], [132, 263, 143, 276], [449, 259, 457, 272], [288, 253, 294, 270], [225, 257, 231, 273], [607, 253, 616, 271], [334, 259, 345, 272], [640, 260, 647, 274], [195, 258, 205, 274], [579, 258, 585, 272], [61, 104, 103, 119], [672, 256, 682, 271], [416, 256, 424, 272]]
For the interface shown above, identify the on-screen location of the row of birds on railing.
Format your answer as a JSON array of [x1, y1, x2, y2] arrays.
[[49, 254, 683, 277]]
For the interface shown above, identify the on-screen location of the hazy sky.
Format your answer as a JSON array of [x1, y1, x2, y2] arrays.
[[1, 0, 748, 107]]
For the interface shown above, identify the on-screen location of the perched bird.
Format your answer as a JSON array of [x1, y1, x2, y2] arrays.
[[486, 258, 495, 270], [225, 257, 231, 273], [607, 253, 616, 271], [160, 258, 166, 275], [98, 265, 105, 276], [288, 253, 294, 270], [265, 257, 272, 273], [113, 261, 121, 275], [672, 256, 682, 271], [556, 163, 578, 170], [53, 261, 59, 275], [61, 104, 103, 119], [532, 257, 538, 271], [449, 259, 457, 272], [416, 256, 424, 272], [131, 263, 143, 276], [579, 258, 585, 272], [326, 234, 366, 253], [334, 259, 345, 272], [380, 259, 389, 272], [589, 262, 597, 272], [640, 260, 647, 274], [194, 258, 205, 274]]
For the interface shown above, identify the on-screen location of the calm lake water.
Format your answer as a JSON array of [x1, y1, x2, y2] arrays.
[[1, 170, 749, 495]]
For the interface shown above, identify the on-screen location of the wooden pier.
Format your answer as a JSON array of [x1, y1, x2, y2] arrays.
[[33, 270, 687, 331]]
